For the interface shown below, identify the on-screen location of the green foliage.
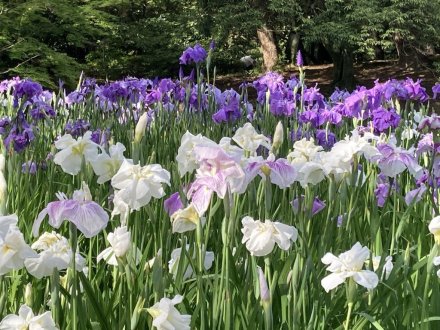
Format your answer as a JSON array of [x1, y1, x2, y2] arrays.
[[302, 0, 440, 60], [1, 0, 439, 87]]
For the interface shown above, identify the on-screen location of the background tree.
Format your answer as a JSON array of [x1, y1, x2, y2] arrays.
[[1, 0, 439, 89]]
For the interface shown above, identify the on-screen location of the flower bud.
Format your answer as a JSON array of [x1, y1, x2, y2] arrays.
[[296, 50, 304, 67], [24, 283, 33, 307], [271, 121, 284, 154], [258, 267, 270, 303], [134, 112, 148, 143]]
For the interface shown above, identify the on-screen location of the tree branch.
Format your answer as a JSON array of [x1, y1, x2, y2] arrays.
[[1, 55, 40, 74], [0, 39, 23, 53]]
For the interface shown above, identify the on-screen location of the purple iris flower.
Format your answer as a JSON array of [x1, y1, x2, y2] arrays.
[[303, 86, 325, 107], [188, 85, 208, 111], [30, 103, 55, 121], [179, 43, 208, 65], [22, 161, 38, 174], [299, 109, 320, 127], [374, 174, 396, 207], [290, 127, 313, 143], [64, 119, 91, 138], [286, 76, 300, 89], [329, 88, 350, 103], [164, 192, 184, 216], [212, 89, 241, 124], [65, 91, 85, 106], [432, 83, 440, 99], [320, 108, 342, 125], [403, 78, 428, 102], [253, 72, 285, 104], [342, 89, 369, 118], [3, 111, 35, 152], [405, 185, 427, 206], [375, 182, 389, 207], [371, 107, 401, 133], [0, 117, 11, 135], [13, 79, 43, 100], [243, 101, 254, 121], [91, 129, 103, 144], [292, 196, 326, 216], [315, 129, 337, 150], [269, 91, 295, 116]]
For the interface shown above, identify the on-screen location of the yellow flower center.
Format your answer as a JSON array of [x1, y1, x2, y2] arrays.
[[261, 164, 271, 177], [72, 142, 86, 155], [434, 230, 440, 245], [147, 307, 161, 318]]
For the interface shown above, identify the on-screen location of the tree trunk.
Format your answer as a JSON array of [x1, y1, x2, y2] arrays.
[[285, 32, 300, 64], [327, 47, 356, 89], [257, 25, 278, 72], [374, 45, 385, 60], [394, 33, 416, 67]]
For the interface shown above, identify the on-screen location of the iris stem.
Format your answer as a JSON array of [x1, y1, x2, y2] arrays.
[[344, 302, 353, 330], [69, 222, 78, 330]]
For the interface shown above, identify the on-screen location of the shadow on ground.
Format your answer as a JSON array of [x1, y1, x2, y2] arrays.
[[216, 60, 439, 99]]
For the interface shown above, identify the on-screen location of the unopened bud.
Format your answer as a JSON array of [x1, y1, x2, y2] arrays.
[[258, 267, 270, 303], [272, 121, 284, 153], [131, 297, 145, 329], [296, 50, 304, 68], [24, 283, 33, 307], [134, 112, 148, 143]]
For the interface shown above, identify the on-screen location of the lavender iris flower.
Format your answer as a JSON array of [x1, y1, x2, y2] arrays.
[[376, 143, 423, 179], [416, 133, 434, 156], [329, 88, 350, 103], [405, 185, 427, 206], [32, 184, 109, 238], [187, 145, 244, 215], [253, 72, 285, 104], [245, 157, 296, 189], [418, 115, 440, 132]]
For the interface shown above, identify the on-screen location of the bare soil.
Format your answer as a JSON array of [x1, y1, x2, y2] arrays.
[[216, 60, 439, 98]]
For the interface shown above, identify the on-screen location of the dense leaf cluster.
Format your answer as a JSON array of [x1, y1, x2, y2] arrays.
[[0, 0, 439, 88]]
